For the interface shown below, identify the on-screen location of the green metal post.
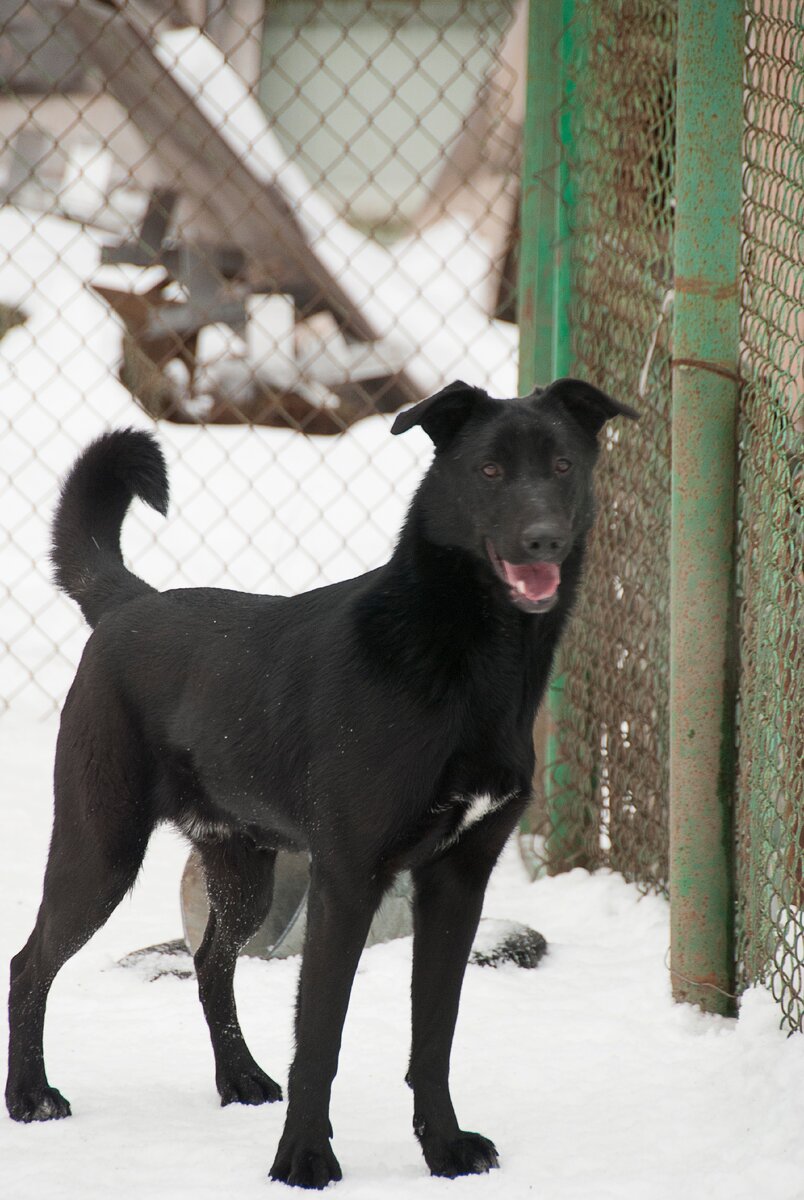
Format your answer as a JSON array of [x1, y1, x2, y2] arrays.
[[543, 0, 579, 870], [518, 0, 580, 870], [551, 0, 574, 383], [669, 0, 743, 1015], [518, 0, 565, 394]]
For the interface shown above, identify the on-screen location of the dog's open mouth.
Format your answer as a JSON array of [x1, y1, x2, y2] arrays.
[[486, 540, 560, 614]]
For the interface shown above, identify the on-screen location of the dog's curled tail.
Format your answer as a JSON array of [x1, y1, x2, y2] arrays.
[[51, 428, 168, 628]]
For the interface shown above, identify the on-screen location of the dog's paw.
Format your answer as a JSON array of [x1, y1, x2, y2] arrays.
[[421, 1130, 499, 1178], [6, 1085, 72, 1123], [218, 1065, 283, 1107], [269, 1137, 342, 1190]]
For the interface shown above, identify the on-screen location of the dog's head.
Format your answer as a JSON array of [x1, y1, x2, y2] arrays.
[[391, 378, 639, 614]]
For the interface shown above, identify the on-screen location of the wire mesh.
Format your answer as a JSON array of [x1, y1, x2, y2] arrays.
[[735, 0, 804, 1032], [530, 0, 676, 893], [534, 0, 804, 1031], [4, 1, 803, 1036], [0, 0, 522, 716]]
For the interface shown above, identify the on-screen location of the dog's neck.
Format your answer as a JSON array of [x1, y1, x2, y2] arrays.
[[354, 503, 587, 709]]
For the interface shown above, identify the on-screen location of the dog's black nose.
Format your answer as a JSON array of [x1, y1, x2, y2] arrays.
[[521, 521, 569, 560]]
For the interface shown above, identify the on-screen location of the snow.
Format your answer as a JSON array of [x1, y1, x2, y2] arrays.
[[2, 714, 804, 1199], [2, 209, 804, 1199]]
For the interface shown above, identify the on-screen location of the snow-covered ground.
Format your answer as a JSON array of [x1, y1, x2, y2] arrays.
[[3, 208, 804, 1199], [3, 715, 804, 1200]]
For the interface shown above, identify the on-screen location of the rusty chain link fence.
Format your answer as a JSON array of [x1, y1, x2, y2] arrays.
[[522, 0, 676, 894], [0, 0, 522, 715], [2, 2, 803, 1029], [521, 0, 803, 1030], [560, 0, 673, 892], [735, 0, 804, 1031]]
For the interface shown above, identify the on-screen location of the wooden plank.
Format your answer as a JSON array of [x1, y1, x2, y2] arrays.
[[57, 0, 379, 343]]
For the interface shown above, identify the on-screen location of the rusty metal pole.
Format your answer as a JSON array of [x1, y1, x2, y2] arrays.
[[669, 0, 743, 1015]]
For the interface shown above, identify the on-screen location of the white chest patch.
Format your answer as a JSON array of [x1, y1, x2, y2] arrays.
[[459, 792, 506, 832], [435, 792, 513, 851]]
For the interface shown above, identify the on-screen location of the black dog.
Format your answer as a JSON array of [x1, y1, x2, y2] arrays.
[[6, 378, 636, 1187]]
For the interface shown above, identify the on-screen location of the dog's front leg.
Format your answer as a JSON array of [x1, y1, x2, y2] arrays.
[[269, 865, 382, 1189], [408, 818, 516, 1178]]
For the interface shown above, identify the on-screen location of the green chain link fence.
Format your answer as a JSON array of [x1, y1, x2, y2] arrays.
[[521, 0, 803, 1028], [555, 0, 675, 894], [735, 0, 804, 1031], [520, 0, 675, 892]]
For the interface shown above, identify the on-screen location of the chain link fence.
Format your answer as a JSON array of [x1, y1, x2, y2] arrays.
[[527, 0, 675, 893], [735, 0, 804, 1031], [3, 1, 803, 1030], [524, 0, 802, 1028], [0, 0, 522, 715]]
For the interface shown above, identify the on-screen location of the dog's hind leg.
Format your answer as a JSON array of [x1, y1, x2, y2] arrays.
[[193, 837, 283, 1106], [6, 696, 152, 1123]]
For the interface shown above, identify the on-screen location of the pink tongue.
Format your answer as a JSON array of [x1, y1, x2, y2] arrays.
[[501, 560, 560, 602]]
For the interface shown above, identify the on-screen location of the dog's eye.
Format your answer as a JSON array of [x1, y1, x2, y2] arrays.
[[554, 458, 572, 475], [480, 462, 502, 479]]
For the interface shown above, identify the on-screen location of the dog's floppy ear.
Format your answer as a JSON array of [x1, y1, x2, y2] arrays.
[[541, 378, 639, 437], [391, 381, 488, 449]]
